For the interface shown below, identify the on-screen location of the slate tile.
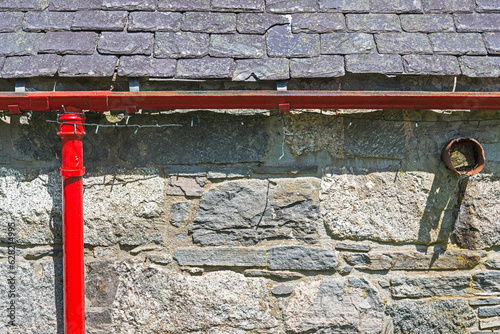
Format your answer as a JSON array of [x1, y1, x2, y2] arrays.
[[157, 0, 210, 11], [370, 0, 423, 13], [346, 53, 403, 73], [459, 56, 500, 77], [400, 14, 454, 32], [176, 57, 234, 79], [0, 12, 24, 33], [39, 31, 98, 54], [376, 33, 432, 54], [0, 0, 48, 11], [72, 11, 128, 31], [128, 12, 182, 32], [290, 55, 345, 77], [237, 13, 289, 34], [118, 56, 176, 77], [318, 0, 370, 12], [181, 12, 236, 33], [154, 32, 209, 58], [476, 0, 500, 12], [403, 54, 461, 74], [233, 58, 289, 80], [102, 0, 156, 10], [484, 32, 500, 54], [59, 54, 118, 77], [97, 32, 153, 55], [455, 13, 500, 32], [23, 11, 74, 32], [266, 25, 320, 57], [346, 14, 401, 32], [210, 34, 265, 58], [48, 0, 102, 11], [211, 0, 264, 12], [1, 54, 61, 78], [422, 0, 475, 13], [266, 0, 318, 13], [321, 32, 375, 54], [292, 13, 346, 33], [429, 33, 487, 55], [0, 32, 40, 56]]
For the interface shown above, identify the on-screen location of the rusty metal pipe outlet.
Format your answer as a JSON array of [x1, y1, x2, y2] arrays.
[[442, 137, 485, 176]]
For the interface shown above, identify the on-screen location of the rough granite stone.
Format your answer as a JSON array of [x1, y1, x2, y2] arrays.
[[59, 54, 118, 77], [346, 14, 401, 32], [72, 10, 128, 31], [346, 53, 403, 73], [321, 32, 375, 54], [390, 275, 470, 298], [422, 0, 475, 13], [459, 56, 500, 77], [403, 54, 461, 74], [267, 25, 320, 57], [233, 58, 289, 80], [0, 32, 40, 56], [484, 32, 500, 54], [480, 317, 500, 330], [39, 31, 98, 55], [476, 0, 500, 12], [474, 272, 500, 293], [290, 55, 345, 78], [0, 12, 24, 33], [370, 0, 423, 13], [166, 176, 206, 197], [285, 277, 384, 333], [392, 299, 476, 334], [376, 33, 433, 54], [174, 248, 267, 267], [154, 32, 209, 59], [1, 54, 61, 78], [181, 12, 236, 33], [0, 0, 48, 10], [237, 13, 289, 33], [211, 0, 264, 12], [292, 13, 346, 33], [176, 57, 234, 79], [266, 0, 318, 13], [102, 0, 156, 10], [429, 33, 487, 55], [169, 201, 195, 227], [97, 32, 154, 55], [400, 14, 455, 32], [210, 34, 265, 58], [23, 10, 74, 32], [478, 305, 500, 317], [268, 246, 338, 270], [157, 0, 210, 11], [128, 12, 182, 32], [455, 13, 500, 32], [118, 56, 176, 77], [319, 0, 370, 12], [48, 0, 102, 11]]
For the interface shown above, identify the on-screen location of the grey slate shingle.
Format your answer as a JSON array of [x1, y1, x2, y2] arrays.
[[176, 57, 234, 79], [154, 32, 209, 58], [455, 13, 500, 32], [23, 11, 74, 32], [118, 56, 176, 77], [237, 13, 289, 34], [0, 12, 24, 32], [346, 14, 401, 32], [59, 54, 118, 77], [266, 25, 320, 57], [181, 12, 236, 33], [0, 32, 40, 56], [400, 14, 454, 32], [376, 33, 433, 54], [0, 0, 48, 11], [101, 0, 156, 11], [402, 54, 461, 74], [211, 0, 265, 12], [48, 0, 102, 11], [98, 32, 154, 55], [266, 0, 318, 13], [429, 33, 487, 55], [291, 13, 346, 33], [346, 53, 403, 73], [290, 55, 345, 77], [39, 31, 98, 54], [370, 0, 423, 13], [157, 0, 210, 12], [210, 34, 265, 58], [233, 58, 289, 80], [459, 56, 500, 77], [422, 0, 475, 13], [128, 12, 182, 32], [318, 0, 370, 12], [484, 32, 500, 54], [476, 0, 500, 12], [321, 32, 375, 54], [72, 11, 128, 31], [1, 54, 61, 78]]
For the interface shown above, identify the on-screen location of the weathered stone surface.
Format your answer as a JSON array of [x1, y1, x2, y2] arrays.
[[455, 13, 500, 32], [59, 54, 118, 77], [480, 317, 500, 330], [98, 32, 153, 55], [400, 14, 455, 32], [174, 248, 267, 267], [23, 10, 74, 32], [376, 33, 433, 54], [0, 0, 48, 10], [268, 246, 338, 271], [346, 53, 403, 73], [272, 285, 294, 296], [486, 259, 500, 270], [484, 33, 500, 54], [403, 54, 461, 75], [429, 33, 487, 55], [0, 12, 24, 33], [157, 0, 210, 11], [290, 55, 344, 78], [319, 0, 370, 12], [167, 176, 205, 197], [176, 57, 234, 79], [210, 34, 265, 58], [48, 0, 101, 11], [321, 32, 375, 54], [470, 298, 500, 306], [181, 12, 236, 33], [392, 299, 476, 334], [478, 305, 500, 317], [266, 0, 318, 13], [476, 0, 500, 12], [117, 56, 176, 77], [0, 32, 40, 56], [244, 269, 305, 279], [370, 0, 422, 13], [391, 275, 470, 298], [335, 242, 371, 252], [292, 13, 345, 33], [1, 54, 61, 78], [39, 31, 98, 55], [267, 25, 320, 57], [212, 0, 264, 12], [128, 12, 182, 32], [233, 58, 289, 80], [346, 14, 401, 32], [459, 56, 500, 77], [102, 0, 155, 10], [285, 277, 384, 333], [191, 178, 319, 246], [474, 272, 500, 293], [154, 32, 209, 58], [72, 10, 128, 31], [422, 0, 475, 12], [169, 201, 195, 227], [237, 13, 289, 34]]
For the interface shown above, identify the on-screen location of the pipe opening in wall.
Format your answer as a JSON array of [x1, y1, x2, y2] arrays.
[[442, 137, 485, 176]]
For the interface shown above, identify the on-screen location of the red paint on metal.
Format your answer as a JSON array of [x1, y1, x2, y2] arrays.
[[279, 103, 290, 114], [7, 105, 21, 114], [58, 109, 85, 334]]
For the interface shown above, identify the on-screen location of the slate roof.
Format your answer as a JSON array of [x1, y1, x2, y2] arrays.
[[0, 0, 499, 80]]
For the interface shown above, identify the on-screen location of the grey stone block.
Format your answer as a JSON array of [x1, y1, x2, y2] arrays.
[[39, 31, 98, 55], [0, 153, 10, 164], [455, 13, 500, 32], [422, 0, 475, 13], [211, 0, 264, 12], [335, 242, 371, 252], [167, 176, 206, 197], [0, 32, 40, 56], [59, 54, 118, 77], [154, 32, 209, 58], [272, 285, 294, 296], [346, 14, 401, 32], [210, 34, 265, 58], [400, 14, 455, 32], [267, 25, 320, 57], [244, 269, 305, 279], [376, 32, 433, 54], [474, 272, 500, 293], [484, 32, 500, 54], [174, 248, 267, 267], [370, 0, 423, 13], [390, 275, 470, 298], [268, 246, 338, 270], [169, 201, 194, 227], [97, 32, 154, 55], [0, 12, 24, 33], [470, 298, 500, 306], [48, 0, 102, 11], [476, 0, 500, 12], [478, 305, 500, 317], [157, 0, 210, 11], [118, 56, 176, 77], [237, 13, 288, 34], [176, 57, 234, 79], [102, 0, 156, 10], [233, 58, 289, 80], [321, 32, 375, 54], [292, 13, 346, 33], [1, 54, 61, 78], [480, 318, 500, 330], [429, 33, 487, 55], [319, 0, 370, 12], [345, 53, 403, 73], [181, 12, 236, 33], [459, 56, 500, 77], [128, 12, 182, 32], [266, 0, 318, 13], [23, 10, 74, 32], [403, 54, 461, 74], [72, 10, 128, 31], [290, 55, 345, 78], [0, 0, 48, 10]]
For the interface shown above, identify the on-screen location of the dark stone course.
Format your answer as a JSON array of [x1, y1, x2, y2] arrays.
[[39, 31, 98, 55], [459, 56, 500, 77], [233, 58, 289, 80], [291, 13, 346, 33], [370, 0, 423, 13], [1, 54, 61, 78], [128, 12, 182, 32], [154, 32, 209, 59], [237, 13, 289, 34], [470, 298, 500, 306], [72, 10, 128, 31], [335, 242, 371, 252], [376, 33, 433, 54], [268, 246, 338, 271], [0, 0, 48, 11], [97, 32, 154, 55], [455, 13, 500, 32], [321, 32, 375, 54], [176, 57, 234, 79], [484, 33, 500, 54], [174, 248, 267, 267], [181, 12, 236, 34], [403, 54, 461, 75], [58, 54, 118, 77], [474, 272, 500, 293], [429, 33, 487, 55], [210, 34, 265, 58], [48, 0, 102, 11], [157, 0, 210, 12], [476, 0, 500, 12], [118, 56, 176, 77], [101, 0, 156, 11], [422, 0, 475, 13], [0, 32, 40, 56], [267, 25, 320, 57], [23, 11, 74, 32], [346, 14, 401, 32], [0, 12, 24, 33], [400, 14, 455, 32], [478, 305, 500, 317], [318, 0, 370, 12], [211, 0, 265, 12], [290, 55, 345, 78], [345, 53, 403, 74], [391, 275, 471, 298], [266, 0, 318, 13]]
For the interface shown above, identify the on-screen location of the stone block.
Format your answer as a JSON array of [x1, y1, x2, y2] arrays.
[[390, 275, 470, 298], [174, 248, 267, 267], [181, 12, 236, 33], [272, 285, 294, 296], [1, 54, 61, 78], [335, 242, 371, 252], [474, 272, 500, 293], [470, 298, 500, 306], [476, 0, 500, 12], [455, 13, 500, 32], [268, 246, 338, 270], [484, 33, 500, 54], [429, 33, 487, 55], [176, 57, 234, 79], [97, 32, 154, 55], [478, 305, 500, 317], [154, 32, 209, 58], [59, 54, 118, 77], [290, 55, 345, 78], [237, 13, 289, 34], [459, 56, 500, 77], [400, 14, 455, 32], [210, 34, 265, 58], [244, 269, 305, 279], [0, 32, 40, 56], [318, 0, 370, 12], [480, 317, 500, 330], [321, 32, 375, 54], [291, 13, 346, 33], [267, 25, 320, 57], [370, 0, 423, 13], [422, 0, 475, 13], [48, 0, 102, 10], [23, 10, 74, 32], [169, 201, 195, 227], [117, 56, 176, 77], [0, 12, 24, 33], [72, 10, 127, 31], [403, 54, 461, 75], [266, 0, 318, 13], [233, 58, 289, 80], [102, 0, 155, 10], [346, 53, 403, 73], [346, 14, 401, 32], [128, 12, 182, 32], [376, 32, 433, 54], [39, 31, 98, 55], [157, 0, 210, 11], [0, 0, 48, 10], [166, 176, 205, 197], [211, 0, 264, 12]]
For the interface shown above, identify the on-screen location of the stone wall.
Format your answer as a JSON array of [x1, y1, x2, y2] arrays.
[[1, 108, 500, 333]]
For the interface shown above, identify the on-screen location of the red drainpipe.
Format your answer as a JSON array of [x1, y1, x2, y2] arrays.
[[1, 90, 500, 334]]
